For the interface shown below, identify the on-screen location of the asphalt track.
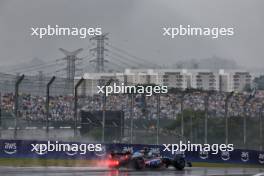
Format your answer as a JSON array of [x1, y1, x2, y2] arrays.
[[0, 167, 264, 176]]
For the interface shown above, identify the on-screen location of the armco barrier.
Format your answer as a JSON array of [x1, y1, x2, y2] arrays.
[[0, 139, 263, 166]]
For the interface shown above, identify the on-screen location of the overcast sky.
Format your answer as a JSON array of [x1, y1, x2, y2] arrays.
[[0, 0, 263, 69]]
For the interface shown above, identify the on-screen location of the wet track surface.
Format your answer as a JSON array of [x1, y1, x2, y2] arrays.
[[0, 167, 264, 176]]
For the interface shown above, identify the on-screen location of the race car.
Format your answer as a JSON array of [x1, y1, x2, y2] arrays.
[[107, 147, 187, 170]]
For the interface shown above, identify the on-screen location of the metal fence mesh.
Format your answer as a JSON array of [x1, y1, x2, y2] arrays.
[[0, 73, 263, 151]]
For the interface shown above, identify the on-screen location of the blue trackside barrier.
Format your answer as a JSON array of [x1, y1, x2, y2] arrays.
[[0, 139, 263, 166]]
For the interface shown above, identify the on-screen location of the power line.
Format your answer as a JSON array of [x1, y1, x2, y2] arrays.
[[3, 59, 64, 73], [107, 55, 137, 68], [108, 44, 159, 68], [108, 50, 144, 67]]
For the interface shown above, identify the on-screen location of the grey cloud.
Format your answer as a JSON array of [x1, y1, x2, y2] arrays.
[[0, 0, 263, 70]]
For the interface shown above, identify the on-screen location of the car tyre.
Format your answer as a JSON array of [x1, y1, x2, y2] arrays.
[[132, 157, 145, 170], [173, 156, 185, 170]]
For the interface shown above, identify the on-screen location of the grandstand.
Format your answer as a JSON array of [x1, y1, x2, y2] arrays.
[[0, 74, 263, 149]]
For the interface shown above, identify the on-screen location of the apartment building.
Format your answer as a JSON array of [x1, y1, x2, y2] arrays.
[[78, 69, 252, 95]]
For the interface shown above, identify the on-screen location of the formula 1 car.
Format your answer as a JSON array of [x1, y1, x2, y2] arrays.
[[107, 147, 186, 170]]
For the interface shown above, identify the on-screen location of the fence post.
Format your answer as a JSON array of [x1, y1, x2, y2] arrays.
[[180, 93, 184, 140], [224, 91, 234, 145], [156, 94, 160, 144], [204, 94, 209, 144], [101, 79, 113, 143], [130, 94, 134, 144], [260, 104, 263, 151], [190, 107, 193, 142], [243, 95, 253, 149], [74, 78, 84, 138], [14, 74, 24, 139], [0, 93, 2, 138], [46, 76, 56, 137]]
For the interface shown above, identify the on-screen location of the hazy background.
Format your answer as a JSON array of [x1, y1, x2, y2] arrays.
[[0, 0, 263, 73]]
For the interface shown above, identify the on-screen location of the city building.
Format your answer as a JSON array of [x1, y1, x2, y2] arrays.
[[219, 69, 252, 92], [78, 69, 253, 95], [190, 70, 219, 91]]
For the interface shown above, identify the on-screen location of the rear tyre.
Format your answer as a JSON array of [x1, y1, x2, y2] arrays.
[[187, 161, 192, 167], [161, 158, 171, 168], [132, 157, 145, 170], [173, 156, 185, 170]]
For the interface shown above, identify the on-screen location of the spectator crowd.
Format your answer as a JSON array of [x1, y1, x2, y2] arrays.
[[1, 90, 264, 122]]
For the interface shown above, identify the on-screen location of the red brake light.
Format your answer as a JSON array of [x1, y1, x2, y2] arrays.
[[108, 160, 119, 166]]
